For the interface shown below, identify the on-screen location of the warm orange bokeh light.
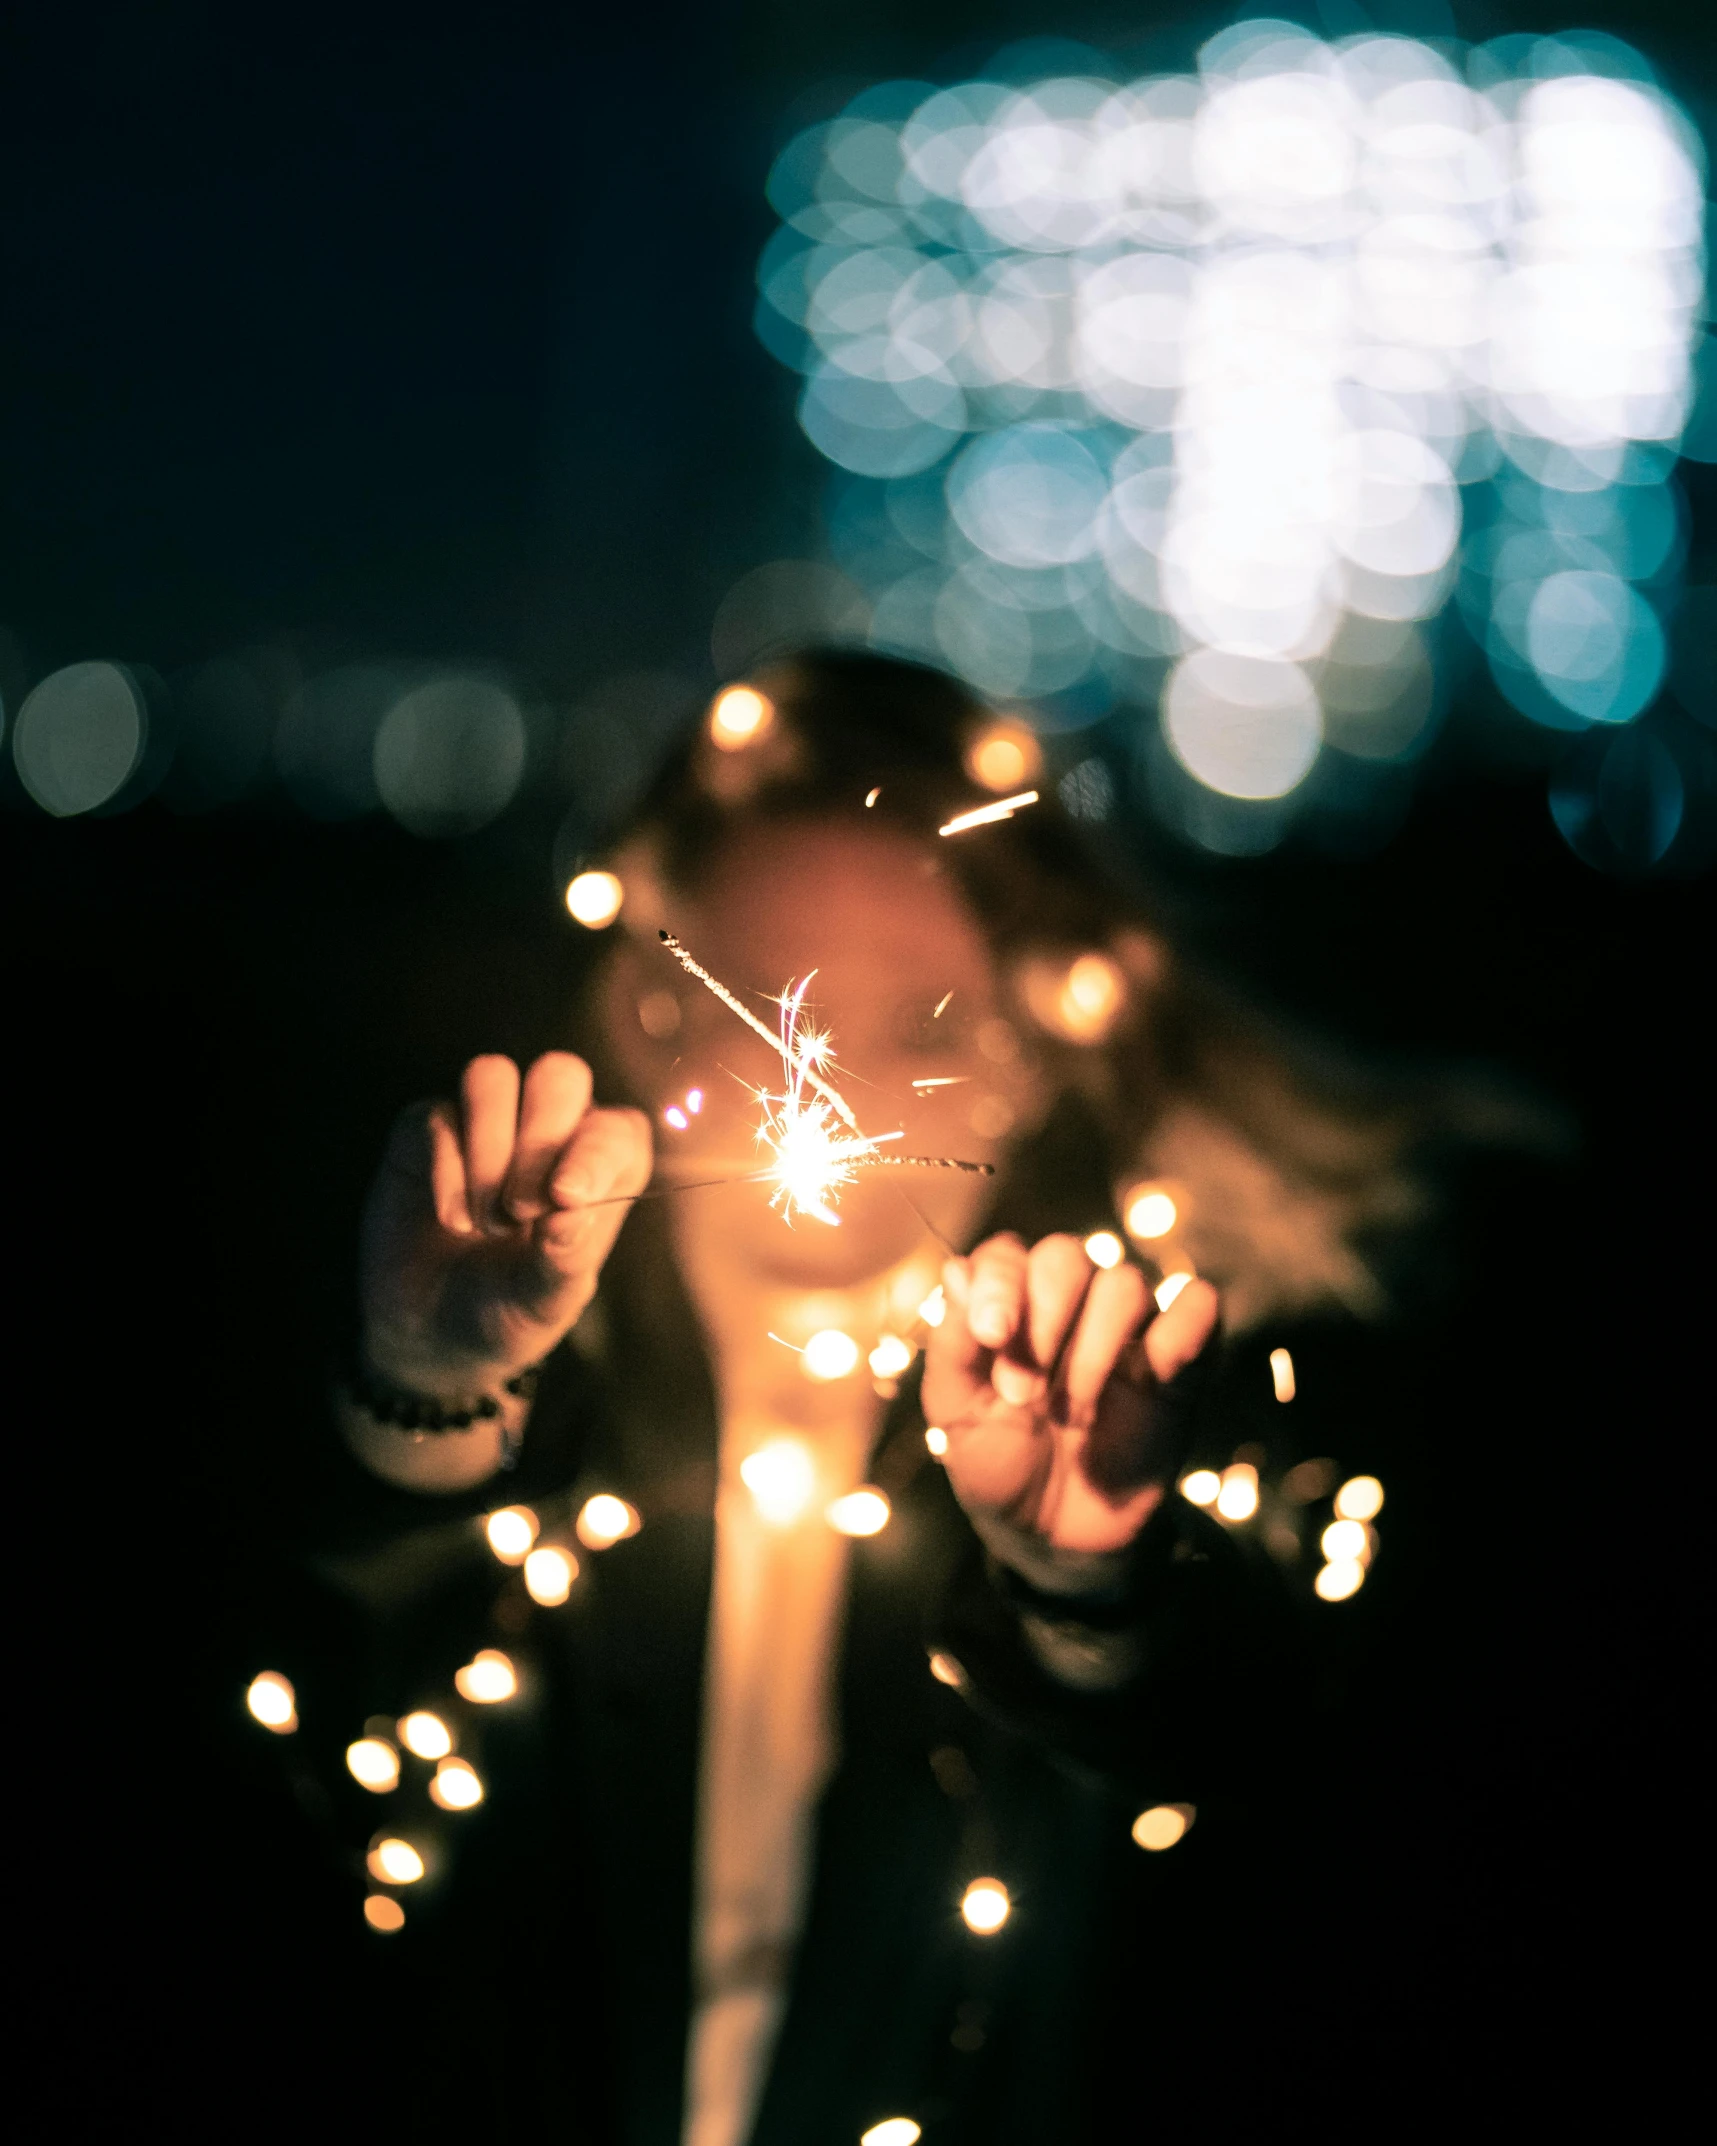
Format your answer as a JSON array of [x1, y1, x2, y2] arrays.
[[576, 1495, 640, 1549], [1334, 1475, 1385, 1522], [398, 1711, 453, 1760], [346, 1737, 400, 1792], [453, 1650, 517, 1704], [485, 1506, 538, 1563], [1124, 1186, 1177, 1240], [964, 722, 1041, 794], [826, 1488, 890, 1537], [960, 1879, 1011, 1933], [1131, 1804, 1195, 1852], [1216, 1463, 1259, 1522], [740, 1439, 817, 1525], [246, 1672, 297, 1733], [366, 1838, 425, 1885], [709, 686, 774, 749], [524, 1545, 578, 1605], [429, 1758, 484, 1811], [565, 870, 623, 928]]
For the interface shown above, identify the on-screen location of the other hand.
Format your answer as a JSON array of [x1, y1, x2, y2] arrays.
[[921, 1232, 1219, 1556]]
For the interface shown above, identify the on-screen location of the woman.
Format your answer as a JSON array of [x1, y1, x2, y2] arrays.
[[330, 651, 1421, 2144]]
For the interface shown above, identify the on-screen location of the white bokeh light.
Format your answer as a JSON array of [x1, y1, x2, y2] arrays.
[[756, 25, 1707, 845], [1164, 652, 1322, 800]]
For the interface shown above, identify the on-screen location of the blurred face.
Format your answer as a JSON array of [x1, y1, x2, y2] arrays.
[[606, 819, 1038, 1288]]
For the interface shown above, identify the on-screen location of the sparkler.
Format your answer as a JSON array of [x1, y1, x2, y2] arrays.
[[654, 929, 991, 1228], [659, 932, 860, 1130]]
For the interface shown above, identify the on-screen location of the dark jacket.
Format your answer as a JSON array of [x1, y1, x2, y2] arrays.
[[291, 1195, 1348, 2145]]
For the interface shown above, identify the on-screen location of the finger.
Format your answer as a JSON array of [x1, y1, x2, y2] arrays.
[[1142, 1277, 1219, 1384], [941, 1413, 1047, 1519], [530, 1107, 654, 1292], [460, 1055, 521, 1235], [505, 1053, 593, 1221], [920, 1257, 990, 1425], [991, 1234, 1090, 1407], [547, 1102, 651, 1210], [1025, 1234, 1093, 1373], [964, 1233, 1028, 1353], [1085, 1278, 1220, 1498], [428, 1103, 476, 1235], [1060, 1263, 1152, 1427]]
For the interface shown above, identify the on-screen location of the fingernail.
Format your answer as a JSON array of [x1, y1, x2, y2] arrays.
[[972, 1304, 1010, 1346]]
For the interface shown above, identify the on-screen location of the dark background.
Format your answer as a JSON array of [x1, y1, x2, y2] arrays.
[[4, 0, 1708, 2129]]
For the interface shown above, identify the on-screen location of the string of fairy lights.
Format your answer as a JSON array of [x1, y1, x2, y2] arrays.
[[249, 683, 1386, 1985], [248, 1345, 1383, 1932]]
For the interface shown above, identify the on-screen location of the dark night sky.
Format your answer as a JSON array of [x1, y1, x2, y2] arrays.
[[6, 0, 1710, 679]]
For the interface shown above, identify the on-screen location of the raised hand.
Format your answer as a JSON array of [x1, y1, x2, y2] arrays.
[[360, 1051, 651, 1399], [921, 1232, 1219, 1556]]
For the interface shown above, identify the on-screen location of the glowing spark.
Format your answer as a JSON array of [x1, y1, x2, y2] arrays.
[[752, 971, 891, 1225], [938, 791, 1039, 837], [657, 932, 990, 1228], [911, 1076, 967, 1089], [659, 932, 860, 1130], [865, 786, 881, 807], [933, 991, 953, 1016]]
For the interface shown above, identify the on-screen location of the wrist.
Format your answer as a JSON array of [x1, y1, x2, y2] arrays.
[[348, 1331, 547, 1432], [358, 1317, 518, 1403], [968, 1509, 1137, 1609]]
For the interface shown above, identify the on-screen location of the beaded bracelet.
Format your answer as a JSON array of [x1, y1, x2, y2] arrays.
[[346, 1353, 545, 1434]]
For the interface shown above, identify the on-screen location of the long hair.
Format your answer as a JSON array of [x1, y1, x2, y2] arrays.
[[580, 648, 1538, 1331]]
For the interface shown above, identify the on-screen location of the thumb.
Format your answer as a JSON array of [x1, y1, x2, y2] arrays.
[[366, 1099, 473, 1237]]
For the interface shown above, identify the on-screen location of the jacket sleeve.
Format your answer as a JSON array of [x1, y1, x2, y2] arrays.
[[929, 1495, 1299, 1806], [298, 1342, 601, 1613], [918, 1328, 1321, 1806]]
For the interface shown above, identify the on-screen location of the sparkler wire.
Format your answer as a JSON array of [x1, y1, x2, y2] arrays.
[[568, 1152, 990, 1213]]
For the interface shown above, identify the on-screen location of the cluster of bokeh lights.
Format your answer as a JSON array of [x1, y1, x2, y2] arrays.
[[757, 21, 1710, 856], [8, 21, 1707, 879]]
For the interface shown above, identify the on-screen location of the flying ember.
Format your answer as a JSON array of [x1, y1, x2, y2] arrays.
[[938, 791, 1039, 837]]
